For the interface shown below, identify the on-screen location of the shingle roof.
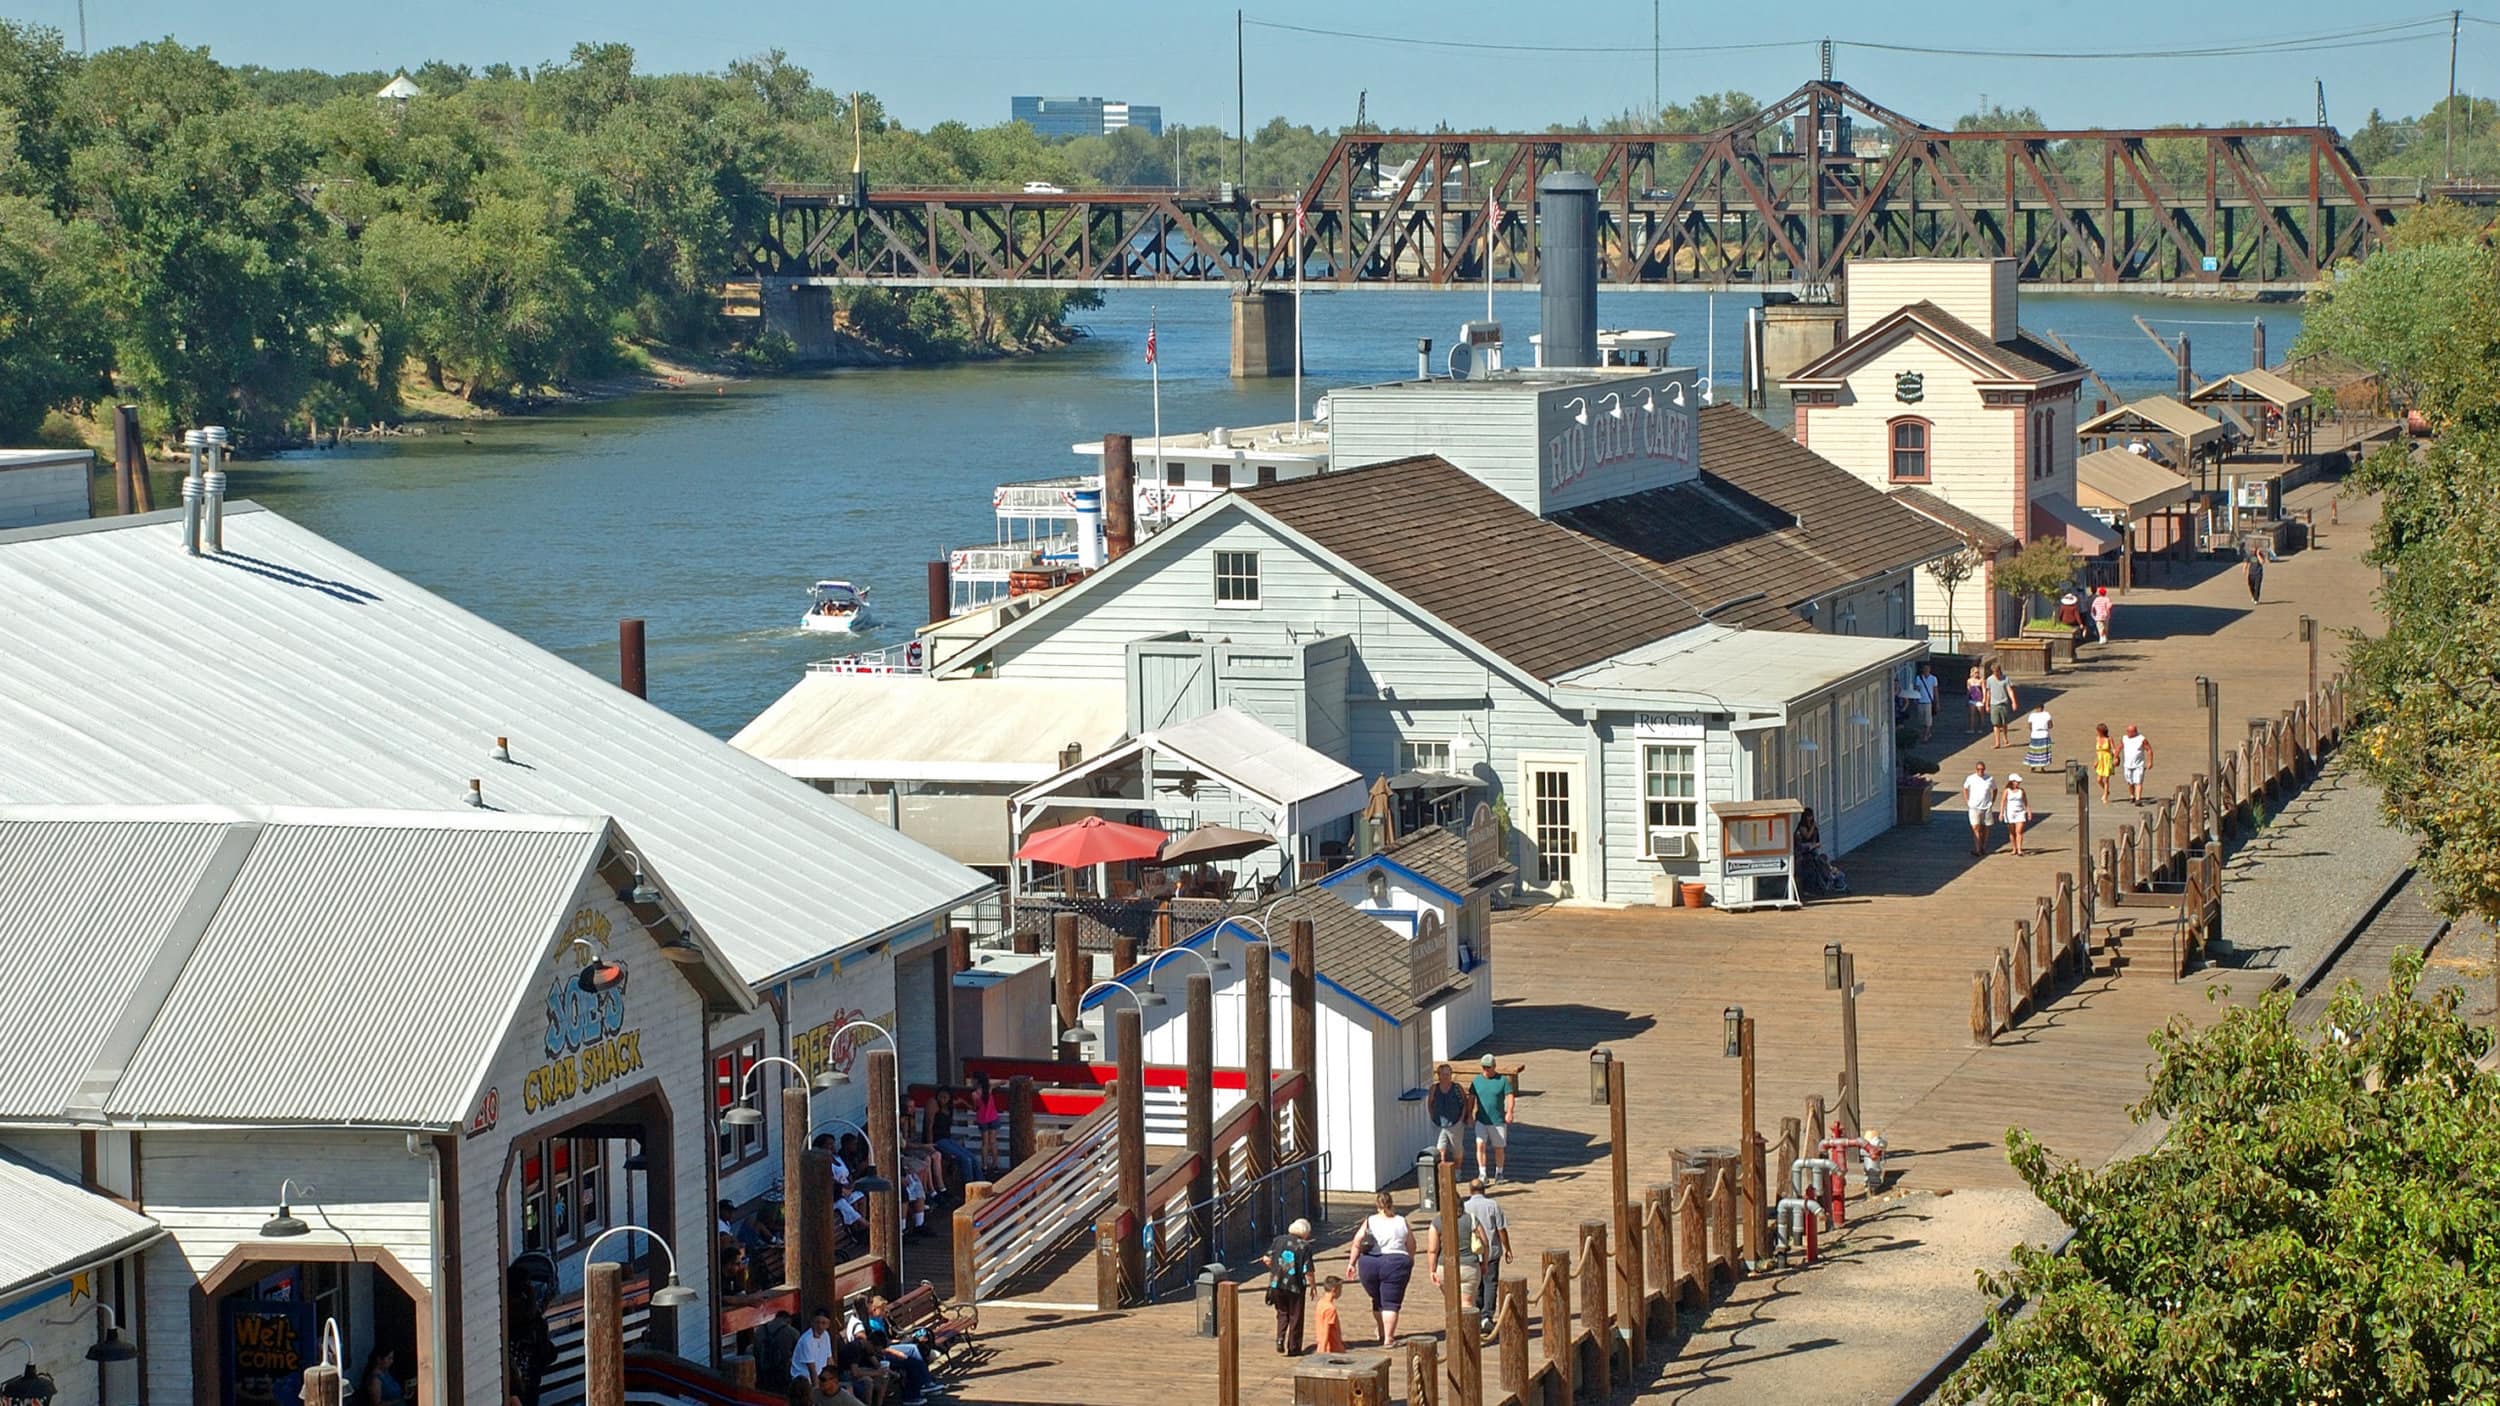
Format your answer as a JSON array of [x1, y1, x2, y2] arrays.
[[1789, 300, 2084, 384], [1383, 825, 1511, 894], [1243, 408, 1961, 679], [1226, 886, 1466, 1024], [0, 507, 991, 986], [1888, 486, 2018, 553]]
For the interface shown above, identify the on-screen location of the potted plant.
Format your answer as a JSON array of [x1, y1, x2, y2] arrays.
[[1897, 752, 1940, 825]]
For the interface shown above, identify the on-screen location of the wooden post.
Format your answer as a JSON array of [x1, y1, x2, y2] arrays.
[[1972, 970, 1992, 1044], [617, 618, 646, 698], [1540, 1248, 1574, 1402], [1992, 948, 2013, 1031], [586, 1259, 625, 1406], [1673, 1166, 1706, 1307], [1242, 940, 1274, 1215], [1836, 952, 1862, 1139], [1112, 933, 1139, 977], [1607, 1059, 1635, 1329], [2055, 875, 2075, 964], [1641, 1183, 1672, 1337], [1287, 918, 1318, 1211], [2099, 838, 2119, 907], [1620, 1185, 1647, 1366], [1410, 1339, 1442, 1406], [1094, 1207, 1126, 1312], [1439, 1156, 1480, 1406], [952, 1181, 991, 1306], [1114, 1007, 1148, 1298], [1709, 1163, 1737, 1285], [780, 1085, 810, 1290], [1185, 972, 1215, 1265], [801, 1147, 842, 1322], [301, 1363, 343, 1406], [1803, 1094, 1826, 1150], [1736, 1019, 1762, 1264], [1008, 1075, 1037, 1167], [1215, 1279, 1241, 1406], [1011, 927, 1039, 956], [1498, 1276, 1531, 1401], [940, 925, 970, 1085], [868, 1047, 903, 1287], [1578, 1220, 1612, 1401], [1054, 913, 1083, 1037], [2011, 924, 2034, 1015]]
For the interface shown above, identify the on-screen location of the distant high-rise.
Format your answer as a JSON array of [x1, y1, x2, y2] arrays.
[[1011, 95, 1163, 139]]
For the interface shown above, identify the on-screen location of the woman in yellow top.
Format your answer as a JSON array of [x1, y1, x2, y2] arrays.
[[2092, 722, 2116, 803]]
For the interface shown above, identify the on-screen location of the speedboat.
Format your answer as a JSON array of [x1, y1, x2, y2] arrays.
[[800, 580, 873, 634]]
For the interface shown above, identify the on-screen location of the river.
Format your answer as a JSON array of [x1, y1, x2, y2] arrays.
[[237, 290, 2307, 739]]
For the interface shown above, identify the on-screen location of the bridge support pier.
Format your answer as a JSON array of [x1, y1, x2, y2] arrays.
[[1230, 289, 1295, 379], [1761, 301, 1845, 382], [760, 281, 847, 361]]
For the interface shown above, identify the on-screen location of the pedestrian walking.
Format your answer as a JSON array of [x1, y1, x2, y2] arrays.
[[1965, 665, 1986, 732], [2121, 725, 2152, 804], [2003, 774, 2032, 856], [1470, 1054, 1516, 1183], [2092, 722, 2115, 803], [1426, 1062, 1471, 1168], [1261, 1217, 1315, 1355], [2024, 701, 2055, 771], [2245, 549, 2265, 602], [1428, 1176, 1512, 1337], [1985, 666, 2019, 749], [1347, 1191, 1417, 1345], [2090, 586, 2114, 644], [1910, 662, 1939, 742], [1961, 761, 1996, 858]]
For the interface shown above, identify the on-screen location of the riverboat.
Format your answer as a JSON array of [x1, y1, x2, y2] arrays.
[[801, 578, 874, 633]]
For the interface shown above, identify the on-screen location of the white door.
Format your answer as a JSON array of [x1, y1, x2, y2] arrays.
[[1517, 757, 1585, 896]]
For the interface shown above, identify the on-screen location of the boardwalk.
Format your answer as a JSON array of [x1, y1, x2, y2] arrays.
[[913, 473, 2392, 1405]]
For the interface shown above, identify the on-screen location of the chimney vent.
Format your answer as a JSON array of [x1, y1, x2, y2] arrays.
[[1536, 171, 1600, 370], [494, 736, 512, 763], [179, 430, 207, 556], [201, 426, 231, 554], [465, 778, 485, 808]]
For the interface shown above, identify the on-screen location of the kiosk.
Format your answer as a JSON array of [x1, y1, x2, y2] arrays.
[[1711, 799, 1804, 910]]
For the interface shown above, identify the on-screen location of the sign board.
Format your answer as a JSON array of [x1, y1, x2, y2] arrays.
[[1540, 391, 1696, 502], [1724, 855, 1788, 878], [1408, 911, 1450, 1002], [221, 1297, 315, 1406], [1894, 370, 1924, 405], [1633, 712, 1707, 739]]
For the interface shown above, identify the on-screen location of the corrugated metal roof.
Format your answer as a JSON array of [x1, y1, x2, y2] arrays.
[[0, 805, 622, 1127], [2075, 449, 2193, 516], [1553, 624, 1924, 712], [1147, 708, 1365, 814], [0, 1150, 162, 1298], [0, 508, 991, 984], [2190, 366, 2312, 410], [732, 674, 1125, 783], [2079, 395, 2225, 448]]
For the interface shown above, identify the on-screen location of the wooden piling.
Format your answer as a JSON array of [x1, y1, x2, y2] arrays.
[[1054, 913, 1083, 1035], [1673, 1169, 1705, 1307], [617, 618, 647, 698], [1972, 970, 1992, 1043], [1578, 1220, 1611, 1401], [1409, 1339, 1442, 1406], [1439, 1156, 1479, 1406], [802, 1146, 842, 1320], [586, 1259, 625, 1406], [2012, 924, 2034, 1015], [1185, 971, 1215, 1262], [1288, 919, 1318, 1175], [1540, 1248, 1574, 1402], [300, 1364, 342, 1406], [1011, 927, 1040, 956], [1215, 1279, 1241, 1406], [1641, 1183, 1672, 1337], [1112, 933, 1139, 977], [1009, 1075, 1037, 1166], [1498, 1276, 1530, 1401], [1114, 1007, 1147, 1298], [780, 1086, 810, 1290], [952, 1181, 991, 1307], [1992, 948, 2014, 1031], [868, 1047, 903, 1286], [1243, 940, 1274, 1196]]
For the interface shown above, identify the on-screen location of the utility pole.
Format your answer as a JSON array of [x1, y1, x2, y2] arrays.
[[77, 0, 86, 54], [2447, 9, 2462, 181], [1652, 1, 1661, 121], [1237, 9, 1248, 192]]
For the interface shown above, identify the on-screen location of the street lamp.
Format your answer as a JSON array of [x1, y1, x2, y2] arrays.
[[1062, 979, 1153, 1050], [813, 1020, 897, 1087], [568, 936, 626, 994], [1142, 943, 1231, 998], [583, 1225, 700, 1308], [1721, 1005, 1743, 1059], [721, 1054, 840, 1126], [1824, 943, 1863, 1137], [0, 1338, 55, 1403]]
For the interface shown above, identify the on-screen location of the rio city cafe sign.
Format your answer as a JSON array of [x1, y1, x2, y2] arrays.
[[521, 907, 646, 1117], [1545, 393, 1694, 491]]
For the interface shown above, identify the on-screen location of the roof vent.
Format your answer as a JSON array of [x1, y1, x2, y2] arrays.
[[495, 736, 513, 763], [464, 778, 485, 808]]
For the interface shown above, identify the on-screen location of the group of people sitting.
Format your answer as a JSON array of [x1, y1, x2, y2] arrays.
[[752, 1298, 948, 1405]]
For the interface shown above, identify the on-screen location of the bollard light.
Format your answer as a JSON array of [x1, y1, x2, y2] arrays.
[[1416, 1150, 1441, 1210], [1587, 1047, 1612, 1104], [2195, 675, 2215, 708], [2298, 614, 2316, 644], [2067, 759, 2088, 795], [1823, 943, 1843, 991], [1722, 1006, 1743, 1059]]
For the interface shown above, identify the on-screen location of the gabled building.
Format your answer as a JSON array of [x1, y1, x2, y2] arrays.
[[1785, 259, 2115, 648]]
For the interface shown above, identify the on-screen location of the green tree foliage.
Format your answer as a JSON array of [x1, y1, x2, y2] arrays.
[[0, 196, 109, 438], [1944, 953, 2500, 1404], [2294, 236, 2500, 431], [1994, 538, 2084, 620]]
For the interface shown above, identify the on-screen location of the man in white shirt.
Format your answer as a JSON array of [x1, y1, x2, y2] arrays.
[[791, 1306, 836, 1384], [1910, 663, 1940, 742], [1961, 761, 1996, 858]]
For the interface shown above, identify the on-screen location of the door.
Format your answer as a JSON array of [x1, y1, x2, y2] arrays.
[[1517, 758, 1584, 895]]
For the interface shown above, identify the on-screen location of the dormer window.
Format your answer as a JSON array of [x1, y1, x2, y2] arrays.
[[1888, 417, 1930, 482], [1367, 870, 1389, 905]]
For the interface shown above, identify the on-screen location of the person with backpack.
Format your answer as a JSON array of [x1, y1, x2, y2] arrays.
[[1261, 1217, 1315, 1355], [1430, 1177, 1512, 1337]]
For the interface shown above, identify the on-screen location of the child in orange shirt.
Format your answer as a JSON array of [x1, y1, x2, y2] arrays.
[[1313, 1275, 1347, 1353]]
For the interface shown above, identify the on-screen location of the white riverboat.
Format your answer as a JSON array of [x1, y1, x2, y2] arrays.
[[800, 578, 874, 634]]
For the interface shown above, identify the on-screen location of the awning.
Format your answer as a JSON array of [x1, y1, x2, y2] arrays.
[[1385, 770, 1487, 794], [1011, 707, 1369, 840], [2030, 492, 2125, 555], [731, 673, 1126, 784], [0, 1151, 164, 1300], [2075, 449, 2193, 518]]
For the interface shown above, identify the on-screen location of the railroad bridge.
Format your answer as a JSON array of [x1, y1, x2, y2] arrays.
[[743, 78, 2487, 373]]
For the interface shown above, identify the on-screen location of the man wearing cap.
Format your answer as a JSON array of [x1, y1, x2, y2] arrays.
[[1469, 1054, 1516, 1183]]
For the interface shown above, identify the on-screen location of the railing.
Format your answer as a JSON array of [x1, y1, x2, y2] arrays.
[[807, 641, 926, 675], [1143, 1149, 1333, 1302], [992, 477, 1092, 516], [955, 1100, 1121, 1302]]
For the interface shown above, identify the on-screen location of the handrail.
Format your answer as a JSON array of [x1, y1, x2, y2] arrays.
[[977, 1098, 1117, 1216]]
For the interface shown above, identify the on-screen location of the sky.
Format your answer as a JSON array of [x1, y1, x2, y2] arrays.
[[8, 0, 2490, 134]]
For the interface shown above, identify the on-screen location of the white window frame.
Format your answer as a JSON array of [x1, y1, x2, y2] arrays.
[[1397, 738, 1453, 774], [1212, 550, 1261, 608], [1640, 742, 1701, 858]]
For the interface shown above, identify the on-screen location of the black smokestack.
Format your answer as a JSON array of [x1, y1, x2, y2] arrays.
[[1538, 170, 1599, 369]]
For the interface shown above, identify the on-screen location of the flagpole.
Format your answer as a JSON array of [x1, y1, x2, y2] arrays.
[[1485, 192, 1495, 324], [1293, 203, 1305, 438], [1150, 307, 1162, 483]]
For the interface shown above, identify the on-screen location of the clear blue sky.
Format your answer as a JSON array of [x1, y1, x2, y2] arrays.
[[13, 0, 2487, 132]]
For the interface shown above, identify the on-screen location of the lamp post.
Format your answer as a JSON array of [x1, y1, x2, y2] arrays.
[[1061, 979, 1155, 1051], [723, 1054, 841, 1294], [1723, 1006, 1760, 1266], [2195, 675, 2222, 844], [1823, 944, 1862, 1138], [1, 1337, 56, 1404], [2297, 614, 2319, 737], [814, 1019, 905, 1285], [580, 1225, 699, 1406]]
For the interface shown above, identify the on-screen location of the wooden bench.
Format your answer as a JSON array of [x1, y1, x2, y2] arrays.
[[876, 1280, 981, 1371]]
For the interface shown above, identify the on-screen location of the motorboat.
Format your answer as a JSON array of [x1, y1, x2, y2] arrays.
[[800, 579, 873, 634]]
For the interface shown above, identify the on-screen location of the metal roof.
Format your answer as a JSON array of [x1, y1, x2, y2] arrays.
[[2078, 395, 2226, 448], [0, 1150, 163, 1300], [2188, 366, 2313, 410], [0, 508, 990, 985], [2075, 448, 2194, 516], [0, 805, 750, 1129], [732, 674, 1125, 783], [1552, 624, 1925, 715]]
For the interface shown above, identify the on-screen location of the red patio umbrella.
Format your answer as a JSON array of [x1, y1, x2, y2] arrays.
[[1014, 816, 1171, 868]]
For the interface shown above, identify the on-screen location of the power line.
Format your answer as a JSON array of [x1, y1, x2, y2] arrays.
[[1242, 18, 1804, 56]]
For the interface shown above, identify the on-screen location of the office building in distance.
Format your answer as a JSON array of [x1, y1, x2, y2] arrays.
[[1011, 95, 1162, 139]]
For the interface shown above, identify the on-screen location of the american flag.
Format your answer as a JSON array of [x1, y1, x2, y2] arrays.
[[1144, 321, 1157, 365]]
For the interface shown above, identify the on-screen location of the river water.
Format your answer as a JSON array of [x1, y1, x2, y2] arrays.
[[238, 290, 2306, 738]]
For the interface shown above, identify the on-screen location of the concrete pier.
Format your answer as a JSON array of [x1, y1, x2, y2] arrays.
[[1762, 301, 1846, 380], [759, 282, 847, 360], [1229, 289, 1294, 378]]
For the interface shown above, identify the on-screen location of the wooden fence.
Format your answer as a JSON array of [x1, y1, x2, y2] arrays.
[[1970, 673, 2352, 1043]]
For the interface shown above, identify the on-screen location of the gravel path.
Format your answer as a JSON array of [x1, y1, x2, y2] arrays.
[[2214, 758, 2415, 978]]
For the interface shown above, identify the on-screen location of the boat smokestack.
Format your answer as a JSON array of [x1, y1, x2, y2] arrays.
[[926, 558, 951, 623], [1417, 337, 1433, 380], [1537, 170, 1599, 370], [1101, 432, 1137, 559], [1072, 484, 1106, 570]]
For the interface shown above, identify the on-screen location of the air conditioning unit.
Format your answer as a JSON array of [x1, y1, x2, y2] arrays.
[[1649, 829, 1693, 860]]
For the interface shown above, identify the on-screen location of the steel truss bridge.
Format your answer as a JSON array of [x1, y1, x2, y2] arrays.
[[748, 80, 2476, 294]]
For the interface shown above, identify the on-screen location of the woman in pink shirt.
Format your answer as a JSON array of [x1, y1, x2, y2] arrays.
[[2090, 587, 2114, 644]]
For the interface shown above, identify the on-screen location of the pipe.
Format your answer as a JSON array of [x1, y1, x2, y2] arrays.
[[1416, 337, 1433, 380], [111, 404, 136, 515], [1536, 171, 1599, 369], [201, 426, 230, 555], [1073, 485, 1106, 570], [1774, 1196, 1822, 1263], [179, 429, 205, 555]]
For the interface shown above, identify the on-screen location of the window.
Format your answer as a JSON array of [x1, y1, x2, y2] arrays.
[[1527, 766, 1577, 885], [519, 1136, 607, 1254], [714, 1037, 766, 1171], [1213, 550, 1260, 606], [1256, 464, 1278, 487], [1164, 461, 1185, 487], [1397, 739, 1452, 774], [1642, 744, 1699, 854], [1888, 418, 1930, 481], [1213, 462, 1233, 489]]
